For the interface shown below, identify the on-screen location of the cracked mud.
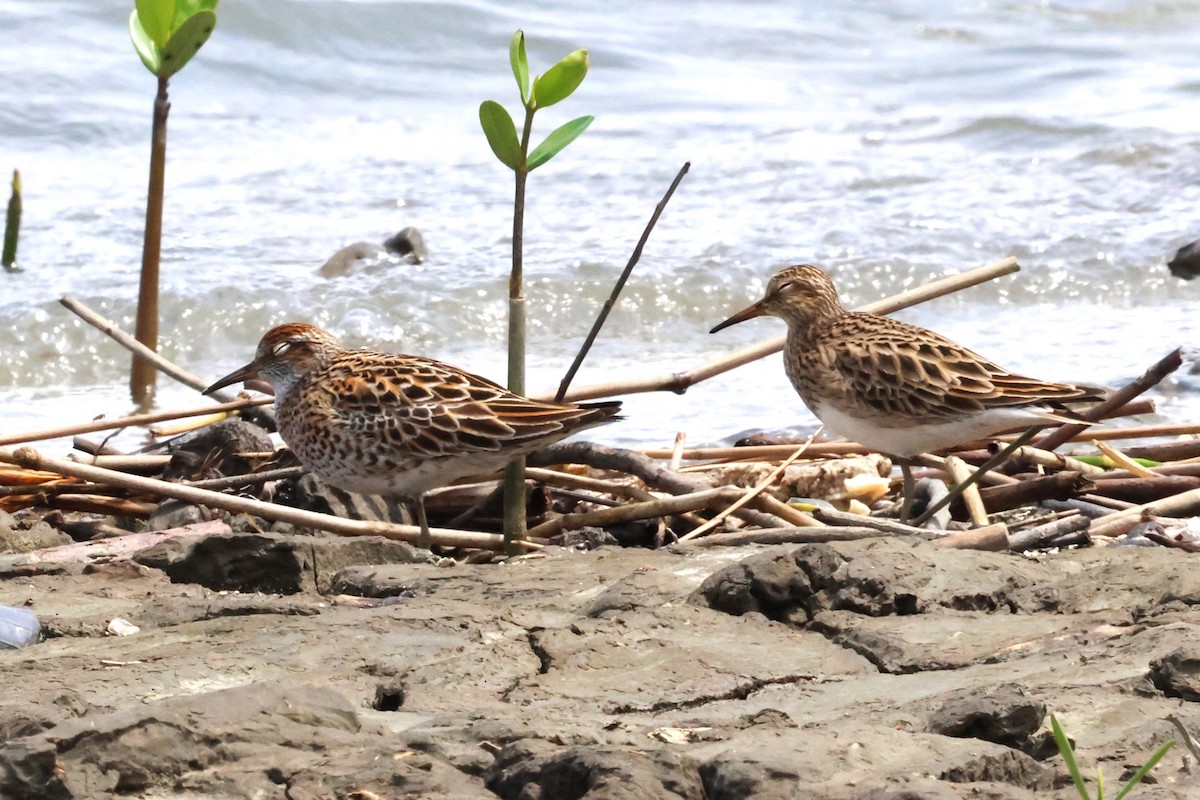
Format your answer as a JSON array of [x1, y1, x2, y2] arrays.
[[1, 532, 1198, 798]]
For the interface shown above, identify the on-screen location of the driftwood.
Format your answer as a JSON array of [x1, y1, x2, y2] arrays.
[[1087, 476, 1200, 505], [1008, 514, 1090, 552], [686, 526, 888, 548], [976, 471, 1093, 513]]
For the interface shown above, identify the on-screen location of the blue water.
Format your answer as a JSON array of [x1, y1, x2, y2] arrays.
[[2, 0, 1199, 449]]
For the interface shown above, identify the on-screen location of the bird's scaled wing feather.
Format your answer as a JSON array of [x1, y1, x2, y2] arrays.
[[830, 316, 1095, 422]]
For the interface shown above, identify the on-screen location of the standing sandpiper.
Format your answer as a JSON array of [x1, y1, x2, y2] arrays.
[[204, 322, 622, 545], [710, 264, 1102, 521]]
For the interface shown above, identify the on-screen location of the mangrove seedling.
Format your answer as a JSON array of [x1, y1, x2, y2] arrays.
[[127, 0, 219, 406], [3, 170, 20, 273], [479, 30, 593, 546]]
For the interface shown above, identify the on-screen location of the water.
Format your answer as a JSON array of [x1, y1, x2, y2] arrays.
[[3, 0, 1200, 453]]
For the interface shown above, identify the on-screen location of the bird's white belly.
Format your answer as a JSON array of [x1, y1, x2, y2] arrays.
[[811, 402, 1054, 458]]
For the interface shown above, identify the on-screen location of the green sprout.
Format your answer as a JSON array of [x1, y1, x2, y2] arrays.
[[479, 31, 593, 547], [127, 0, 218, 406]]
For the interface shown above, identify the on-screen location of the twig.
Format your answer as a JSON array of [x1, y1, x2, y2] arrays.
[[0, 397, 272, 448], [1007, 513, 1090, 552], [547, 256, 1020, 402], [930, 524, 1009, 551], [912, 428, 1042, 527], [677, 435, 817, 542], [640, 419, 1189, 462], [809, 506, 934, 537], [0, 445, 532, 551], [1167, 714, 1200, 766], [555, 161, 690, 402], [686, 526, 887, 548], [1032, 347, 1183, 452], [184, 466, 307, 491], [529, 441, 782, 529], [526, 486, 743, 539], [945, 455, 988, 527], [669, 432, 686, 471], [1089, 487, 1200, 538]]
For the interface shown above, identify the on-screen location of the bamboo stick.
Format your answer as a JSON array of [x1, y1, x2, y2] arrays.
[[641, 421, 1200, 462], [1088, 487, 1200, 538], [0, 446, 530, 551], [526, 486, 743, 539], [0, 397, 271, 448], [945, 455, 989, 526], [1007, 513, 1090, 552], [687, 526, 886, 548]]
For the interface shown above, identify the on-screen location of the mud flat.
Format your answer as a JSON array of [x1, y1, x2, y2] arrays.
[[0, 528, 1197, 799]]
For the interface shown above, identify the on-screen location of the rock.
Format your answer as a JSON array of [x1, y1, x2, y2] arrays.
[[926, 686, 1045, 749], [1168, 239, 1200, 280], [133, 531, 427, 594], [273, 472, 408, 524], [143, 499, 209, 532], [318, 227, 427, 278], [486, 739, 705, 800], [160, 418, 274, 482], [698, 753, 801, 799], [0, 509, 71, 554], [383, 226, 427, 262], [0, 682, 361, 799], [1148, 647, 1200, 700], [939, 749, 1053, 791]]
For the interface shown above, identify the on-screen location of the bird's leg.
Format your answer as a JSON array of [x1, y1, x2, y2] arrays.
[[898, 459, 916, 524], [412, 494, 432, 550]]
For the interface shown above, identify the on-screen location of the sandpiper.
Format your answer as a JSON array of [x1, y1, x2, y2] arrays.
[[204, 322, 622, 545], [710, 264, 1102, 521]]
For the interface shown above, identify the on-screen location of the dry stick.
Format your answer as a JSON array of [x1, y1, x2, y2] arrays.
[[526, 486, 743, 539], [1010, 445, 1106, 476], [945, 455, 988, 526], [1032, 347, 1183, 453], [0, 397, 273, 448], [0, 445, 529, 551], [1166, 714, 1200, 766], [677, 435, 817, 542], [555, 161, 690, 402], [977, 471, 1093, 513], [687, 526, 887, 548], [1007, 513, 1090, 552], [61, 295, 232, 402], [185, 466, 307, 491], [911, 428, 1043, 527], [914, 453, 1018, 486], [549, 256, 1021, 403], [529, 441, 784, 529], [669, 432, 687, 471], [524, 466, 708, 528], [640, 415, 1175, 462], [1089, 486, 1200, 538]]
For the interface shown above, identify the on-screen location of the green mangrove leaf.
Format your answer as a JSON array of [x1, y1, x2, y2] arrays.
[[173, 0, 219, 30], [158, 9, 216, 78], [527, 114, 592, 170], [135, 0, 175, 47], [532, 49, 588, 109], [1050, 715, 1091, 800], [479, 100, 521, 171], [129, 11, 162, 74], [1113, 740, 1176, 800], [509, 30, 530, 106]]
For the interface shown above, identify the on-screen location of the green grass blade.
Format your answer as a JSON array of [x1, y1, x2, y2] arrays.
[[1052, 714, 1093, 800], [1113, 740, 1175, 800]]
